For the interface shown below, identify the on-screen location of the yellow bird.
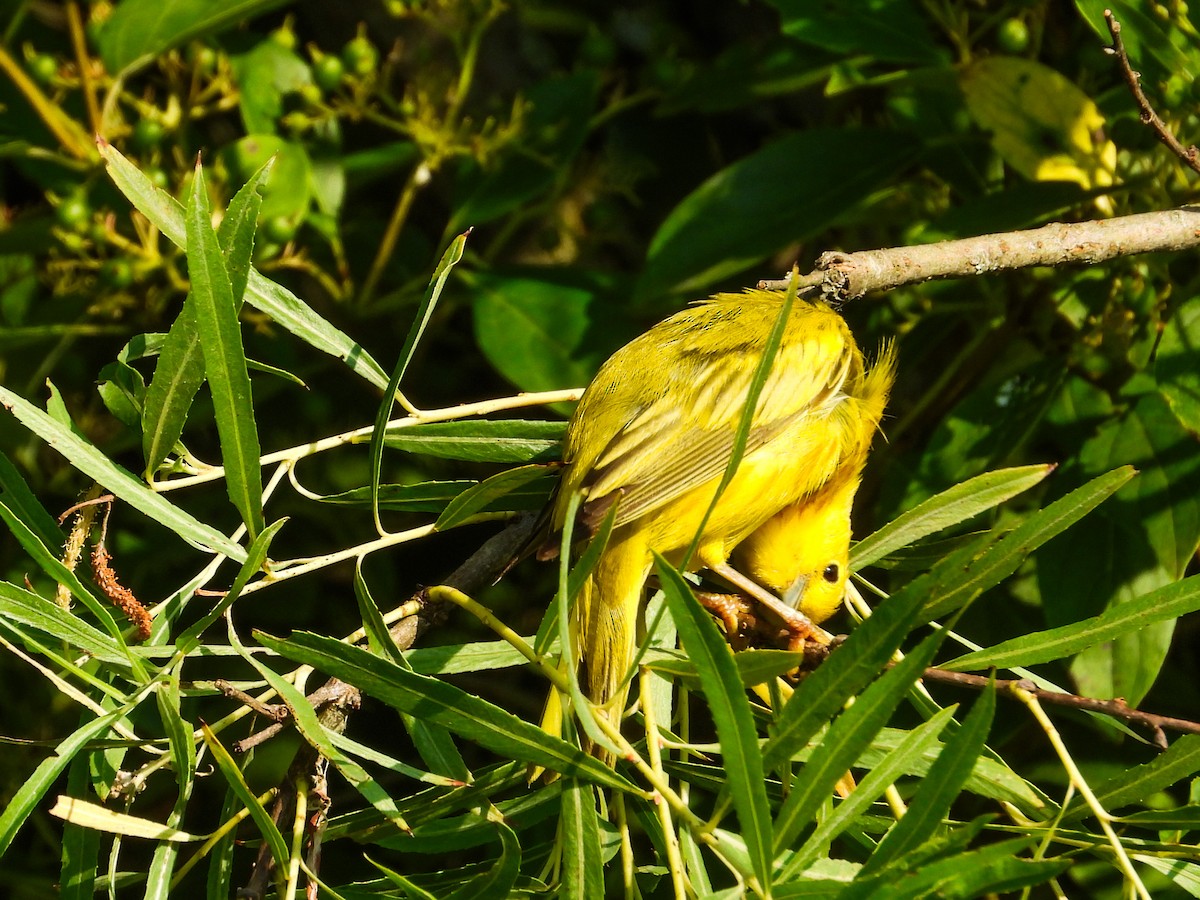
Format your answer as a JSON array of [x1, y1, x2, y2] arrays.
[[541, 288, 896, 741]]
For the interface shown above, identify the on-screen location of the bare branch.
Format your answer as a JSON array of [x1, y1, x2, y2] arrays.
[[1104, 9, 1200, 176], [758, 207, 1200, 302], [919, 667, 1200, 750]]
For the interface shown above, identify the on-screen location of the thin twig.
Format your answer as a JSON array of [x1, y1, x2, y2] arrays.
[[1104, 8, 1200, 176], [918, 667, 1200, 750]]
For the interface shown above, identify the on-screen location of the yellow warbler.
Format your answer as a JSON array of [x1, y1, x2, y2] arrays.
[[541, 288, 896, 740]]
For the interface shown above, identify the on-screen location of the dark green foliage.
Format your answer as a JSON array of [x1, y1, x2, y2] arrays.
[[1, 2, 1199, 898]]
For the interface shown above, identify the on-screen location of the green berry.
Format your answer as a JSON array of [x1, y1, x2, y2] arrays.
[[996, 18, 1030, 54], [270, 26, 297, 51], [313, 54, 345, 92], [580, 29, 616, 68], [56, 195, 91, 231], [131, 118, 166, 150], [343, 36, 378, 77], [189, 44, 217, 75], [262, 216, 298, 243], [29, 53, 58, 86], [100, 258, 134, 289]]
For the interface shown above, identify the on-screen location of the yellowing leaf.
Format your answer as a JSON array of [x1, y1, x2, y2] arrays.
[[961, 58, 1117, 213], [49, 796, 205, 841]]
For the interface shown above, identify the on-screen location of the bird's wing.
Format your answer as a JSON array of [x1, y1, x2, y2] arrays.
[[578, 334, 856, 531]]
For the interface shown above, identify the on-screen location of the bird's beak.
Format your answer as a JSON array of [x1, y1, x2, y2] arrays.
[[782, 573, 810, 609]]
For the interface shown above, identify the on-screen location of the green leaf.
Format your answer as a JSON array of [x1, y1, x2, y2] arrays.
[[200, 723, 290, 870], [141, 298, 204, 476], [217, 159, 272, 305], [380, 419, 565, 463], [222, 136, 311, 224], [762, 570, 927, 771], [174, 518, 283, 653], [558, 778, 604, 900], [444, 822, 520, 900], [0, 384, 245, 559], [435, 465, 553, 530], [227, 618, 412, 834], [1041, 392, 1200, 704], [656, 555, 774, 890], [321, 478, 551, 514], [371, 232, 470, 531], [637, 128, 920, 301], [0, 580, 128, 668], [960, 57, 1115, 193], [0, 705, 134, 856], [1065, 735, 1200, 821], [97, 0, 291, 74], [142, 161, 269, 476], [783, 707, 956, 879], [230, 42, 313, 136], [1156, 293, 1200, 434], [1134, 856, 1200, 897], [943, 573, 1200, 672], [920, 466, 1135, 623], [860, 837, 1068, 899], [772, 628, 946, 852], [769, 0, 945, 64], [0, 450, 65, 550], [469, 270, 618, 395], [859, 683, 995, 878], [186, 163, 264, 540], [97, 140, 388, 390], [852, 465, 1054, 568], [58, 757, 100, 900], [254, 630, 636, 794]]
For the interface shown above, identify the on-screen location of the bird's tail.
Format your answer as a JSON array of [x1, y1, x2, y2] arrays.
[[539, 531, 649, 767]]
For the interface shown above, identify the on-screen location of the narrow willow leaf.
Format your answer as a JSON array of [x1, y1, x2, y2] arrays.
[[174, 518, 284, 653], [1066, 734, 1200, 821], [379, 419, 566, 463], [783, 707, 955, 878], [141, 297, 204, 476], [254, 630, 635, 793], [142, 162, 271, 476], [200, 723, 289, 867], [943, 573, 1200, 672], [371, 231, 470, 532], [98, 140, 388, 389], [0, 704, 135, 856], [186, 163, 264, 540], [0, 384, 246, 561], [0, 580, 126, 666], [852, 464, 1054, 568], [762, 573, 927, 771], [443, 822, 520, 900], [0, 497, 144, 672], [228, 618, 412, 833], [772, 628, 946, 852], [858, 681, 996, 878], [656, 555, 773, 891], [0, 451, 63, 549], [217, 160, 272, 304], [435, 465, 551, 530], [559, 778, 604, 900], [354, 563, 469, 782], [857, 836, 1067, 899], [59, 757, 100, 900], [48, 797, 204, 842], [919, 466, 1135, 622]]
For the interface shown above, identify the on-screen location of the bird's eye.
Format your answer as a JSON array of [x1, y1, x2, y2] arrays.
[[822, 563, 840, 583]]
